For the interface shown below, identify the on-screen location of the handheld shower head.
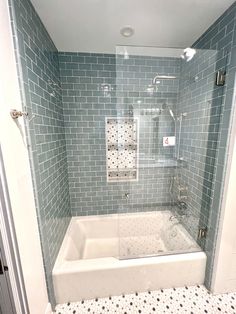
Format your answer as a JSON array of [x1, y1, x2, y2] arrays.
[[169, 109, 175, 119], [162, 103, 176, 121]]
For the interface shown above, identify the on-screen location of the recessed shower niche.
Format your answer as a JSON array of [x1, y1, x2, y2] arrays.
[[106, 117, 139, 182]]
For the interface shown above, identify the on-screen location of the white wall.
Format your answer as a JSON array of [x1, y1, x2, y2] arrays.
[[0, 0, 50, 313], [211, 77, 236, 294]]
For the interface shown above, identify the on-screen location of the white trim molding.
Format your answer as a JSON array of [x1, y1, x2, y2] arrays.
[[211, 74, 236, 294]]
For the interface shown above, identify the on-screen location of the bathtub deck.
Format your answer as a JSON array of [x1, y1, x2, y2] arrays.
[[55, 284, 236, 314]]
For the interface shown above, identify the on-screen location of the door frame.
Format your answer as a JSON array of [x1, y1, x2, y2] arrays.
[[0, 227, 16, 313], [0, 146, 29, 313], [210, 73, 236, 293]]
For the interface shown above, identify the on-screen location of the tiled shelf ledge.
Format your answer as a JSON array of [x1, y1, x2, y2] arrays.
[[138, 159, 187, 169], [107, 143, 138, 150], [139, 158, 178, 169]]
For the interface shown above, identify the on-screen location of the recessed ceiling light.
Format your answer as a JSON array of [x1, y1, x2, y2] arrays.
[[120, 26, 134, 37]]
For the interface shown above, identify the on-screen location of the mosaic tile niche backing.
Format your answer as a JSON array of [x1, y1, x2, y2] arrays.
[[106, 118, 138, 182]]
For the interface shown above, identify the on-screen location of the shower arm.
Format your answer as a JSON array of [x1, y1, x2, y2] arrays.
[[152, 74, 177, 84], [155, 75, 176, 79]]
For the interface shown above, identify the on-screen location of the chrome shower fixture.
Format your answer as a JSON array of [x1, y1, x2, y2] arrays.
[[101, 83, 112, 97], [48, 79, 60, 88], [128, 105, 134, 116], [162, 103, 176, 121], [48, 79, 59, 97], [146, 84, 155, 95], [152, 74, 176, 84], [169, 109, 175, 119], [50, 91, 56, 97], [180, 47, 196, 62], [10, 109, 28, 119]]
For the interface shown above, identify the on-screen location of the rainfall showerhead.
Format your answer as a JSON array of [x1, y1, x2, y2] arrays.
[[181, 47, 196, 62]]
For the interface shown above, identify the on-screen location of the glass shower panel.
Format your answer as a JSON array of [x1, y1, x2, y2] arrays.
[[115, 45, 220, 259], [176, 47, 224, 250]]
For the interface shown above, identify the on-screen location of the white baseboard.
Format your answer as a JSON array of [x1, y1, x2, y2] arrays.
[[45, 303, 53, 314]]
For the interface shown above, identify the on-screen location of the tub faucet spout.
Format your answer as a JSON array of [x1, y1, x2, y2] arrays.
[[124, 193, 129, 199]]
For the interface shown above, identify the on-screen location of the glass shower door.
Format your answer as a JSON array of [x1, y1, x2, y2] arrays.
[[115, 45, 179, 259], [115, 45, 221, 260]]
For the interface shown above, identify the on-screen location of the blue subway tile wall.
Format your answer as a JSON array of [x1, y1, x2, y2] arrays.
[[192, 2, 236, 288], [178, 2, 236, 288], [9, 0, 71, 304], [59, 52, 180, 216]]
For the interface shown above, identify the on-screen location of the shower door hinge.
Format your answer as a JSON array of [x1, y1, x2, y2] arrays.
[[198, 227, 207, 239], [215, 70, 226, 86]]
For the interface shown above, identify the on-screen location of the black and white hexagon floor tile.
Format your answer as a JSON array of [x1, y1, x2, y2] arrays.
[[55, 285, 236, 314]]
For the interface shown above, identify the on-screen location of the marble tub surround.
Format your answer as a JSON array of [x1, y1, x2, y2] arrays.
[[55, 285, 236, 314]]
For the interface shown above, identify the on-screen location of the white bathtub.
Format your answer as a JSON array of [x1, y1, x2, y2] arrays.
[[53, 211, 206, 304]]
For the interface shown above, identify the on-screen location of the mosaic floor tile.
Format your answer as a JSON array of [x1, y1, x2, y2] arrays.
[[55, 285, 236, 313]]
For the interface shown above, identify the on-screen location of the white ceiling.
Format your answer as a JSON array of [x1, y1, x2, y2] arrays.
[[31, 0, 235, 53]]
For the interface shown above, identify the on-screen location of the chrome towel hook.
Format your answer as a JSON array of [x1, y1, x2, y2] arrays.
[[10, 109, 28, 119]]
